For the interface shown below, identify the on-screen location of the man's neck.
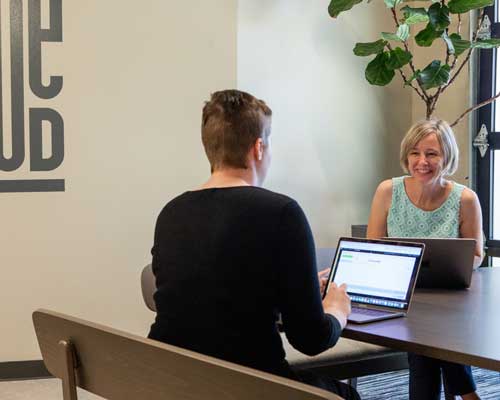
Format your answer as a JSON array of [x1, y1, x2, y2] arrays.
[[200, 168, 259, 189]]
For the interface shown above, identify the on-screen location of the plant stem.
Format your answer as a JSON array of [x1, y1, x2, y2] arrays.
[[390, 7, 430, 102], [385, 42, 427, 101], [399, 68, 427, 102], [451, 91, 500, 127], [441, 10, 485, 95], [447, 10, 490, 126], [429, 87, 443, 117]]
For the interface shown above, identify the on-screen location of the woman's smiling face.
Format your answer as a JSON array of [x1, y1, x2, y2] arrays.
[[407, 133, 444, 183]]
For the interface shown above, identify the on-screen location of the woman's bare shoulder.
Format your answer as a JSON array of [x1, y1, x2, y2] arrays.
[[375, 179, 393, 198], [460, 186, 480, 207]]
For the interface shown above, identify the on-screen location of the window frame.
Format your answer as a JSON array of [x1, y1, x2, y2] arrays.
[[476, 5, 500, 259]]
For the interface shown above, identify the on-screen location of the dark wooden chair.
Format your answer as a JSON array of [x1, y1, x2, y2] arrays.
[[33, 309, 343, 400]]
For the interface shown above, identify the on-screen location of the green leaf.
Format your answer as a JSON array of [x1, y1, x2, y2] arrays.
[[328, 0, 364, 17], [382, 24, 410, 42], [418, 60, 451, 89], [442, 31, 455, 54], [397, 24, 410, 41], [449, 33, 470, 55], [382, 32, 400, 41], [471, 39, 500, 49], [385, 47, 413, 69], [405, 69, 421, 86], [353, 39, 388, 56], [384, 0, 402, 7], [415, 23, 443, 47], [428, 3, 450, 30], [365, 52, 396, 86], [448, 0, 493, 14], [402, 6, 429, 25]]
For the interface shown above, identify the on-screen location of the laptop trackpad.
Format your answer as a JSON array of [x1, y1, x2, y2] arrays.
[[348, 307, 405, 324]]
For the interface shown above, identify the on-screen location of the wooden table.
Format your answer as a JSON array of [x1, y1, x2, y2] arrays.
[[342, 268, 500, 371]]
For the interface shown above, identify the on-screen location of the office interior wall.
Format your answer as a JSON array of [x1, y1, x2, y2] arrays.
[[0, 0, 237, 361], [237, 1, 412, 247]]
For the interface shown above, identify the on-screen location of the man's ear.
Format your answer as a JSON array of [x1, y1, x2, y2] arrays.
[[254, 138, 264, 161]]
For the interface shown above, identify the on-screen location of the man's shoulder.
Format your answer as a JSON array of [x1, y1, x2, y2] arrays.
[[246, 186, 296, 206], [157, 187, 298, 216]]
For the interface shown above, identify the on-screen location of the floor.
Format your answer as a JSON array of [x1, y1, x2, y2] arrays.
[[0, 379, 103, 400], [2, 367, 500, 400], [357, 367, 500, 400]]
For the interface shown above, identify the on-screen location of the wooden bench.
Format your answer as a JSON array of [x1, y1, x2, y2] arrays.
[[33, 309, 343, 400]]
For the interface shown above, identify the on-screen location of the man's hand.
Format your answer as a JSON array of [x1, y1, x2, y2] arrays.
[[318, 268, 329, 296], [322, 282, 351, 329]]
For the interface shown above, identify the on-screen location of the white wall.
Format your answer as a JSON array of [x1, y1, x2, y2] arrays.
[[237, 1, 411, 246], [2, 0, 418, 363], [1, 0, 237, 361]]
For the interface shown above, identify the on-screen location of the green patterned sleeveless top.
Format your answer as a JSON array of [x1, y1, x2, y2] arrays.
[[387, 176, 465, 238]]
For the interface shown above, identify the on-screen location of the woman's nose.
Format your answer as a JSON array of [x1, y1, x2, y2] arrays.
[[416, 154, 428, 163]]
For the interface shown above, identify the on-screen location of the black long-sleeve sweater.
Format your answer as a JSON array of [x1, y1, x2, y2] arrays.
[[148, 186, 341, 377]]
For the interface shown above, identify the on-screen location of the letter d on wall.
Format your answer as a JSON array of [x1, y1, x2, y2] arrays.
[[29, 108, 64, 171]]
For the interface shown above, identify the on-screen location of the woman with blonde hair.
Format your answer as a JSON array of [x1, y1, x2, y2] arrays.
[[367, 119, 483, 400]]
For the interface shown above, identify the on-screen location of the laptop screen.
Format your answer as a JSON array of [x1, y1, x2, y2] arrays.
[[328, 238, 424, 311]]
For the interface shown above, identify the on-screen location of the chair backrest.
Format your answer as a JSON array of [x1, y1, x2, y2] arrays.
[[351, 224, 367, 238], [141, 263, 156, 312], [33, 309, 342, 400]]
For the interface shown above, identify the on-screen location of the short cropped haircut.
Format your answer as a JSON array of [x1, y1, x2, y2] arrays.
[[400, 119, 459, 177], [201, 90, 272, 170]]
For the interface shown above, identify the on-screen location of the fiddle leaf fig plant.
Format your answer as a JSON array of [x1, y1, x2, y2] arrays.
[[328, 0, 500, 127]]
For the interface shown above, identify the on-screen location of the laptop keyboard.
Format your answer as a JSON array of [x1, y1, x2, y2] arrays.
[[352, 307, 392, 316]]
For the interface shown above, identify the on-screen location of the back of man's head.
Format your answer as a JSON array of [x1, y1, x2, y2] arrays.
[[201, 90, 272, 171]]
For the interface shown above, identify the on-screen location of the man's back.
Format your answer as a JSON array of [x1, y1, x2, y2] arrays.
[[148, 186, 339, 376]]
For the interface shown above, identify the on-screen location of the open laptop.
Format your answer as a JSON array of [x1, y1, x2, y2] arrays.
[[324, 237, 424, 324], [385, 237, 476, 289]]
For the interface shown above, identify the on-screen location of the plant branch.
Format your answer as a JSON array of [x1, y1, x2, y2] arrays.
[[451, 91, 500, 127], [450, 54, 458, 71], [385, 42, 427, 101], [399, 68, 427, 102], [457, 14, 462, 36], [445, 48, 473, 90], [445, 30, 451, 66], [430, 87, 443, 116], [441, 10, 486, 94], [390, 7, 400, 27], [473, 9, 486, 41], [390, 8, 430, 101]]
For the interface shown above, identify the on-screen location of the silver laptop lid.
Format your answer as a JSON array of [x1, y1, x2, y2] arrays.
[[384, 237, 476, 288], [326, 237, 424, 312]]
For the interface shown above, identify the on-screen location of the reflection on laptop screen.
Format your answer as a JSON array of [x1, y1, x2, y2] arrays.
[[332, 239, 423, 310]]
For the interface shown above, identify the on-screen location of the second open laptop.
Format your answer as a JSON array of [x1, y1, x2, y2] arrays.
[[324, 237, 425, 324], [384, 237, 476, 289]]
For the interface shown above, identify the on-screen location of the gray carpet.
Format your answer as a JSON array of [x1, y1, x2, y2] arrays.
[[357, 367, 500, 399]]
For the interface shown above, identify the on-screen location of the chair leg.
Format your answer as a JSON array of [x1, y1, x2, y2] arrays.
[[347, 377, 358, 389], [59, 340, 78, 400]]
